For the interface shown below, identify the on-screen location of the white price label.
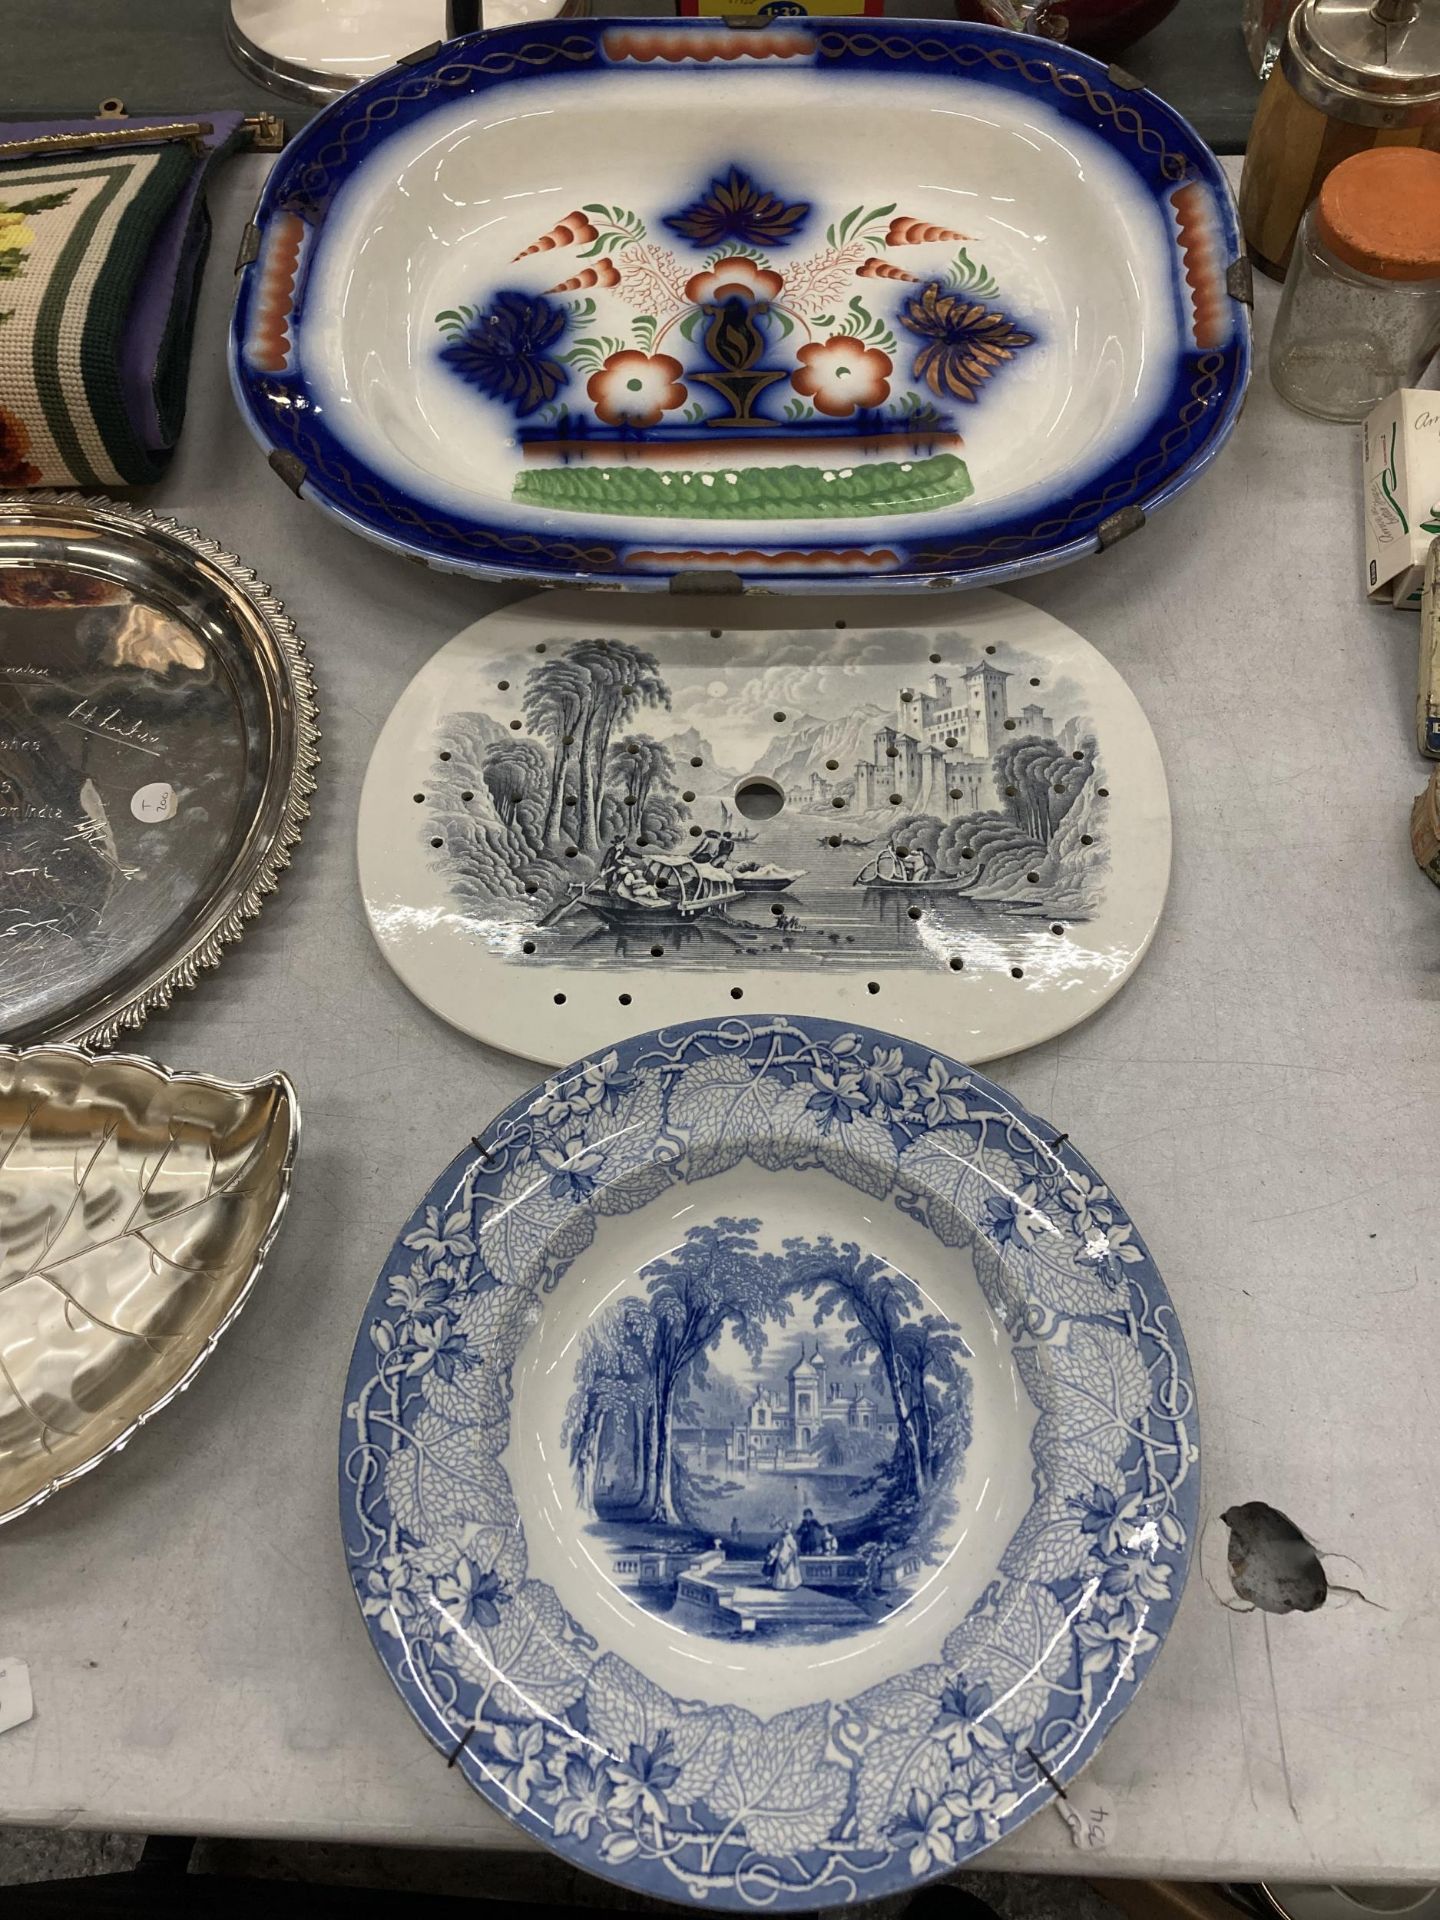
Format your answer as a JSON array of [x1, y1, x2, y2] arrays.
[[1056, 1782, 1113, 1852], [131, 781, 177, 823], [0, 1657, 34, 1736]]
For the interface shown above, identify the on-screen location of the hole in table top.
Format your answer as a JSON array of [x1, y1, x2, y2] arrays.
[[730, 987, 743, 1000], [866, 981, 879, 994], [649, 944, 664, 958], [949, 956, 964, 970], [554, 992, 566, 1004], [619, 992, 632, 1005], [523, 940, 536, 954]]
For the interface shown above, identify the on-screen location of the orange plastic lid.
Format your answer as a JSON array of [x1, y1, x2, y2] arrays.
[[1316, 148, 1440, 281]]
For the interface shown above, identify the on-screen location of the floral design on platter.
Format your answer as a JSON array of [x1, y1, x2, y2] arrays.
[[420, 630, 1109, 974], [341, 1017, 1197, 1907], [664, 166, 811, 249], [436, 288, 570, 418], [900, 283, 1036, 404], [433, 170, 1037, 521], [587, 350, 687, 428], [792, 336, 894, 417]]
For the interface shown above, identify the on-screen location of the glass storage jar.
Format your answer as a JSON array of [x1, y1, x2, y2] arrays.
[[1270, 145, 1440, 420]]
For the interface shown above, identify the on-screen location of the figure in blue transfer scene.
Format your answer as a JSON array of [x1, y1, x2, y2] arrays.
[[796, 1508, 826, 1555], [765, 1520, 802, 1591]]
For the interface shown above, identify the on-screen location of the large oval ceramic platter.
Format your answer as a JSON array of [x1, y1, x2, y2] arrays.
[[341, 1017, 1198, 1906], [357, 589, 1170, 1067], [231, 17, 1249, 592]]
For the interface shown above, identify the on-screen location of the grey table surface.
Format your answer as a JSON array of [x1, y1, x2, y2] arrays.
[[2, 149, 1438, 1886], [0, 0, 1260, 149]]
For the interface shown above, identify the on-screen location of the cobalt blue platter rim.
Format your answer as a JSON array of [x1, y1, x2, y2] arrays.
[[231, 17, 1250, 593]]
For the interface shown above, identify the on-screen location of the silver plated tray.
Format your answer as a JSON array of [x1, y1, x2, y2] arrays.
[[1, 1045, 299, 1527], [0, 495, 319, 1048]]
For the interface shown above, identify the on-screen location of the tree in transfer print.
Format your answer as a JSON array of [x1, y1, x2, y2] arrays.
[[482, 736, 548, 850], [601, 733, 686, 848], [783, 1234, 973, 1505], [641, 1218, 791, 1526], [522, 655, 592, 847], [562, 1295, 657, 1511], [521, 639, 671, 855]]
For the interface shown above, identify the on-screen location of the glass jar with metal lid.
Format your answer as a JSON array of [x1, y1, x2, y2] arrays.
[[1270, 146, 1440, 419], [1240, 0, 1440, 279]]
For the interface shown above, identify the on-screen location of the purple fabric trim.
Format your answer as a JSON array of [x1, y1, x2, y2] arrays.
[[0, 112, 248, 449]]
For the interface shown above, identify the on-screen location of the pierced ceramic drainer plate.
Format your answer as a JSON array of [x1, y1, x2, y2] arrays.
[[231, 17, 1249, 591], [357, 589, 1169, 1067], [340, 1015, 1198, 1906]]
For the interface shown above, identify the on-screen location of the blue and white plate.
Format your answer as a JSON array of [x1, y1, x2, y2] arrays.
[[341, 1016, 1198, 1907], [233, 18, 1249, 592]]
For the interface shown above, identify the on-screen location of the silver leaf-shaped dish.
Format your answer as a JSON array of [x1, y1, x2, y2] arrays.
[[0, 1046, 299, 1527], [0, 493, 320, 1048]]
